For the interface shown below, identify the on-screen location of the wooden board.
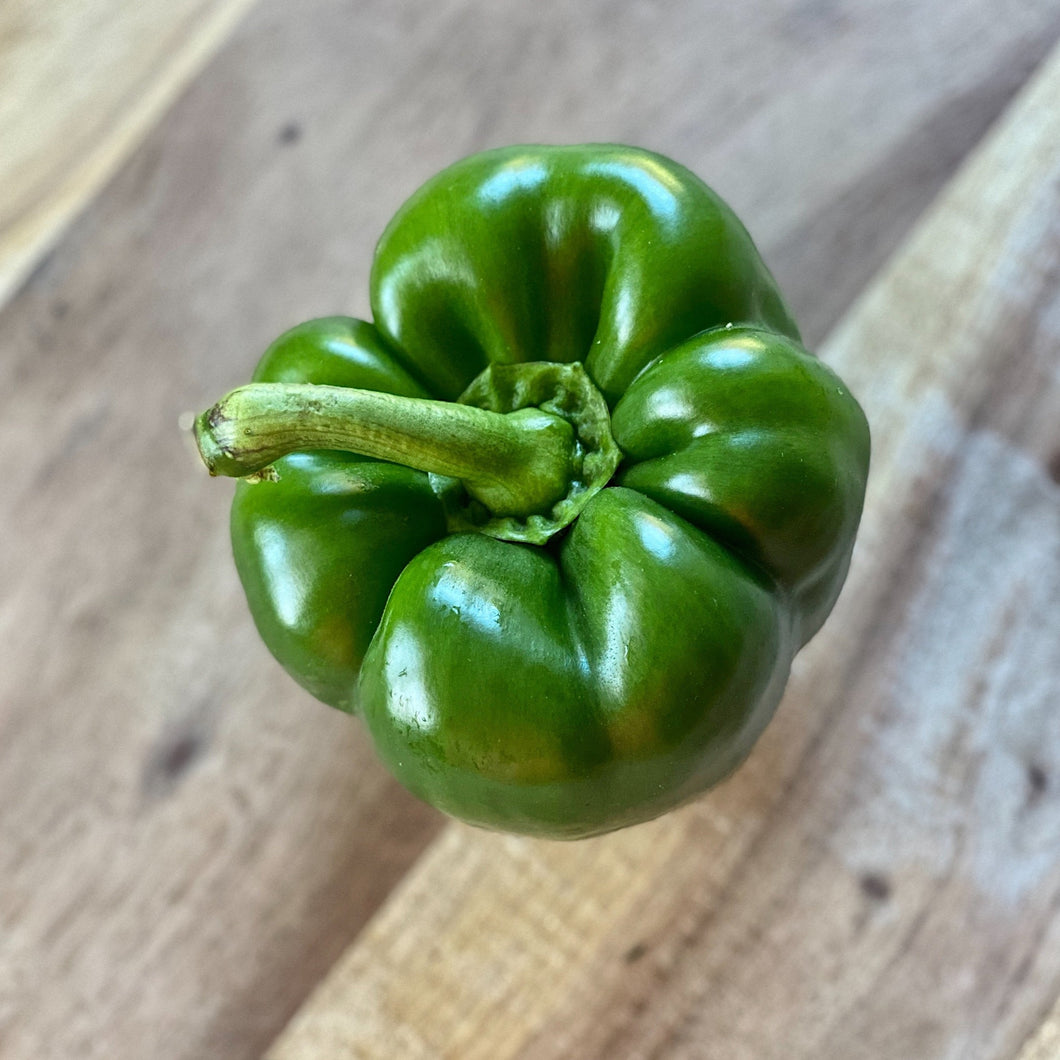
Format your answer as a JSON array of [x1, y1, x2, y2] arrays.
[[0, 0, 260, 308], [268, 38, 1060, 1060], [3, 2, 1060, 1058], [1019, 996, 1060, 1060]]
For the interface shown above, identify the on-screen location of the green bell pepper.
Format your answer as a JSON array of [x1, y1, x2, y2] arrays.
[[195, 144, 869, 839]]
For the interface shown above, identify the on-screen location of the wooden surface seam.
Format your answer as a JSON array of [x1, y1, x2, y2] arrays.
[[1017, 995, 1060, 1060], [0, 0, 260, 310]]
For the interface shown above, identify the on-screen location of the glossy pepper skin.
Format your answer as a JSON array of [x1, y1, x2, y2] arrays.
[[197, 145, 870, 839]]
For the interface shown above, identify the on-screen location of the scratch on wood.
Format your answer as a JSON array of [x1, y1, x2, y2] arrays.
[[142, 723, 208, 796], [860, 872, 892, 902]]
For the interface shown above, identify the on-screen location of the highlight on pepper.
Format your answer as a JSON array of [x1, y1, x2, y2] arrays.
[[194, 144, 870, 839]]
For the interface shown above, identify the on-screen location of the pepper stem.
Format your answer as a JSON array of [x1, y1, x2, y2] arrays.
[[193, 382, 576, 519]]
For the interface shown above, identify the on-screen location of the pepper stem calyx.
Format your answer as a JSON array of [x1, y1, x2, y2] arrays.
[[193, 360, 621, 545]]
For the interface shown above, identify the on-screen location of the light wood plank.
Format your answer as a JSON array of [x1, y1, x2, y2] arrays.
[[0, 0, 259, 308], [268, 40, 1060, 1060], [1017, 997, 1060, 1060]]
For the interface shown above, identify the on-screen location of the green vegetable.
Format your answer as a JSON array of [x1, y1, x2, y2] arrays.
[[195, 144, 869, 839]]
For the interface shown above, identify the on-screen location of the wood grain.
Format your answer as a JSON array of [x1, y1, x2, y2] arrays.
[[268, 38, 1060, 1060], [3, 1, 1060, 1058], [0, 0, 261, 309], [1018, 996, 1060, 1060]]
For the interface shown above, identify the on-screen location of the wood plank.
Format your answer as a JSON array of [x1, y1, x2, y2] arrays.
[[0, 0, 259, 308], [1017, 997, 1060, 1060], [268, 39, 1060, 1060], [3, 2, 1060, 1058]]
